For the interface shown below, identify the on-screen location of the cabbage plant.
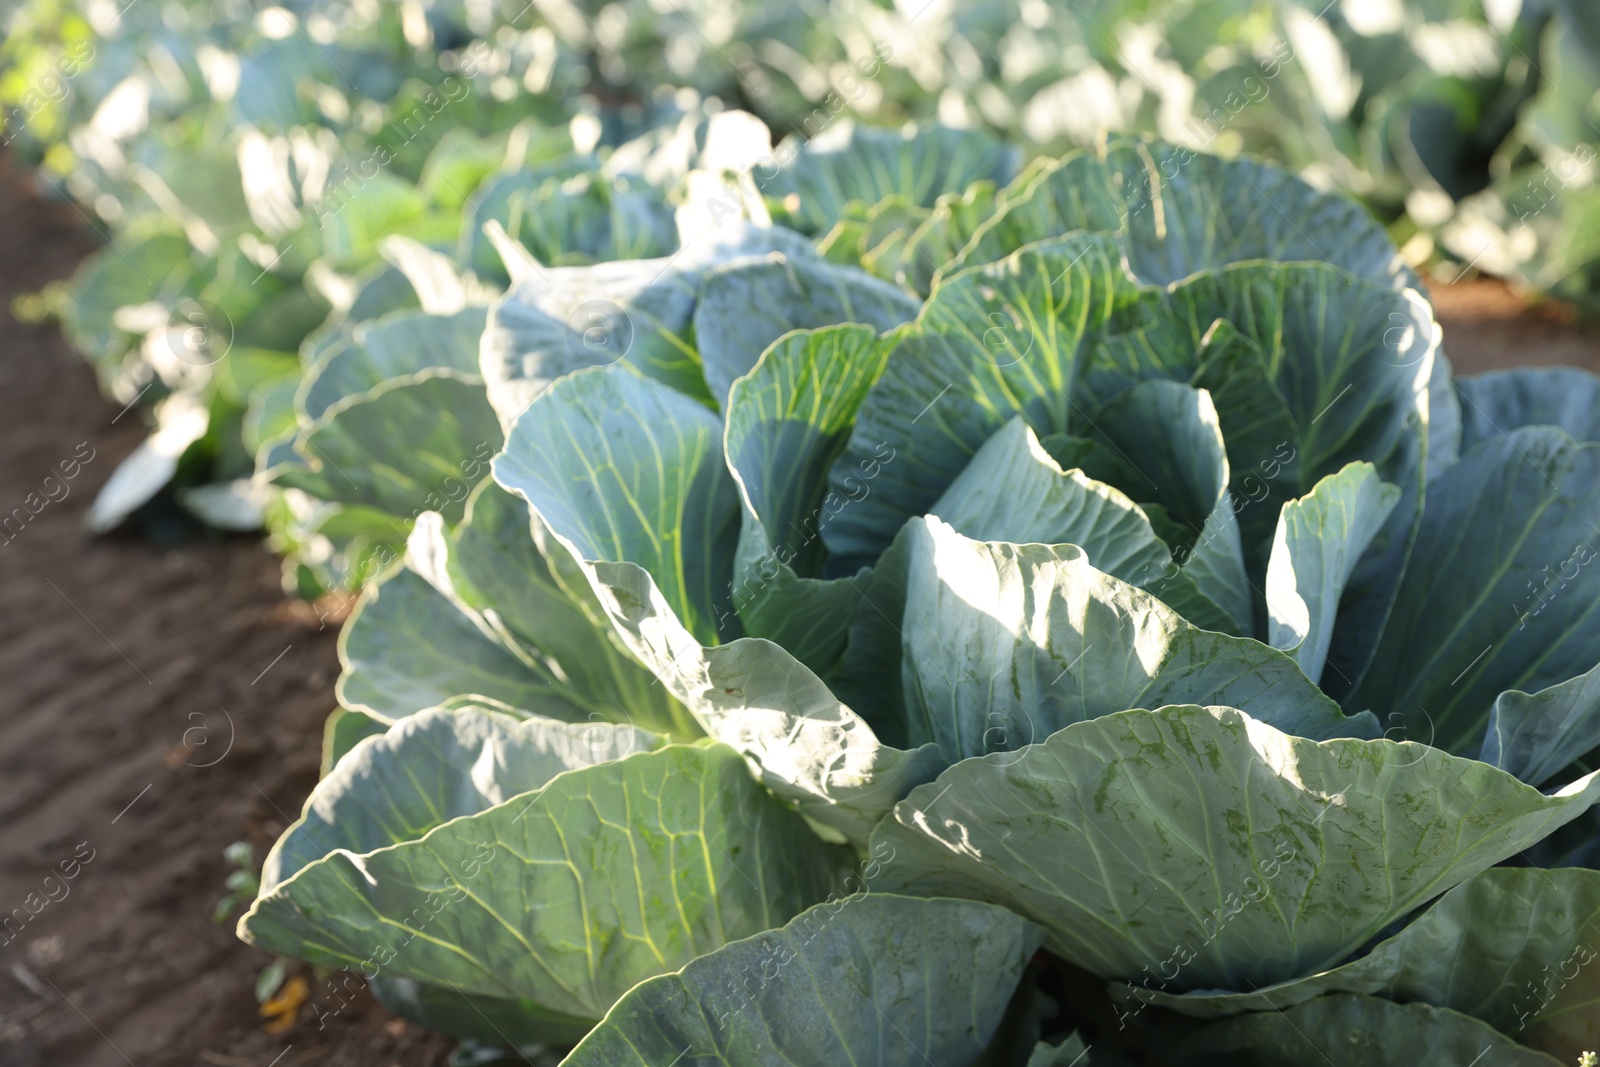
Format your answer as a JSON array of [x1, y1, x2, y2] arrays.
[[240, 136, 1600, 1064], [22, 0, 1600, 559]]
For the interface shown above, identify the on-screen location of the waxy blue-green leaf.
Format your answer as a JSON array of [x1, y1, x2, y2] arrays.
[[526, 551, 942, 846], [1087, 381, 1253, 635], [895, 519, 1371, 763], [263, 704, 660, 890], [367, 975, 594, 1047], [823, 235, 1145, 564], [300, 306, 488, 421], [339, 262, 425, 333], [241, 743, 850, 1022], [336, 563, 580, 724], [447, 480, 695, 737], [1265, 463, 1401, 684], [285, 369, 502, 524], [1126, 867, 1600, 1061], [321, 707, 387, 775], [1351, 427, 1600, 753], [1481, 660, 1600, 787], [480, 255, 705, 419], [1458, 367, 1600, 451], [1186, 318, 1302, 555], [928, 417, 1172, 583], [494, 366, 741, 645], [765, 121, 1020, 235], [479, 227, 817, 419], [694, 253, 917, 409], [869, 704, 1600, 989], [562, 895, 1042, 1067], [1089, 266, 1438, 499], [1178, 994, 1563, 1067], [948, 138, 1413, 290], [723, 325, 894, 674]]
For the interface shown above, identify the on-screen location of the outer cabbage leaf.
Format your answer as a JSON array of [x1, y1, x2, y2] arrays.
[[531, 552, 945, 846], [693, 252, 917, 409], [869, 704, 1600, 990], [561, 895, 1042, 1067], [1128, 867, 1600, 1060], [946, 138, 1414, 290], [282, 368, 502, 524], [367, 975, 594, 1047], [1480, 660, 1600, 787], [493, 365, 741, 646], [336, 561, 581, 724], [479, 226, 816, 419], [1178, 994, 1563, 1067], [894, 518, 1372, 763], [1350, 427, 1600, 753], [262, 704, 660, 890], [299, 306, 488, 421], [886, 181, 1004, 294], [241, 743, 851, 1022], [480, 254, 705, 419], [502, 171, 676, 269], [765, 121, 1020, 234], [1457, 367, 1600, 450], [448, 480, 696, 737]]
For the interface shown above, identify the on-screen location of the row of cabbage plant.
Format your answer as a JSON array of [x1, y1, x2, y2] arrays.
[[232, 126, 1600, 1065]]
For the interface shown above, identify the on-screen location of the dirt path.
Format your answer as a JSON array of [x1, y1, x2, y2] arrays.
[[0, 152, 1596, 1067], [0, 163, 453, 1065]]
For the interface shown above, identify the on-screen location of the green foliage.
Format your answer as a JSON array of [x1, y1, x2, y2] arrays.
[[224, 130, 1600, 1063], [12, 0, 1600, 1059]]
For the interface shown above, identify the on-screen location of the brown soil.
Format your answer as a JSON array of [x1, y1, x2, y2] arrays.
[[0, 156, 1594, 1067], [1431, 276, 1600, 376], [0, 162, 454, 1066]]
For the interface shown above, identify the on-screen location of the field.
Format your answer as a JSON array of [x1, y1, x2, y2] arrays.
[[4, 154, 1600, 1064]]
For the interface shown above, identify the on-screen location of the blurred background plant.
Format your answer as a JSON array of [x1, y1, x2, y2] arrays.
[[3, 0, 1596, 593]]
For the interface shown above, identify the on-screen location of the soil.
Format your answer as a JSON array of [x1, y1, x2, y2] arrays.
[[0, 152, 1595, 1067], [1430, 277, 1600, 376], [0, 161, 454, 1066]]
